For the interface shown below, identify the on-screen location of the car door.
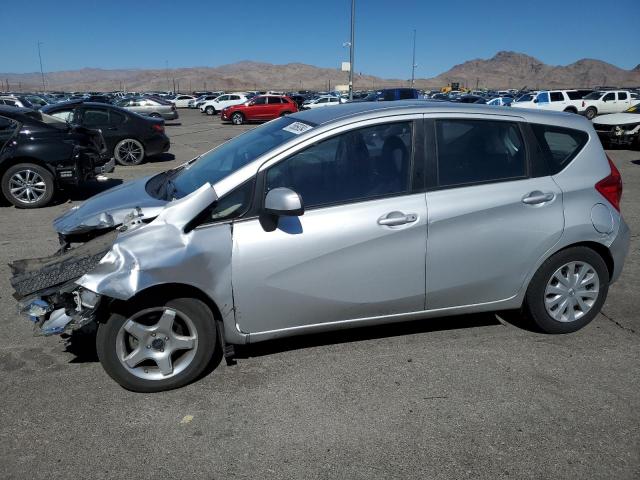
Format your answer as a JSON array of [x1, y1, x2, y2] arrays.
[[79, 107, 119, 152], [617, 92, 630, 111], [424, 116, 564, 309], [247, 96, 269, 119], [601, 92, 616, 113], [265, 96, 282, 118], [232, 117, 427, 335]]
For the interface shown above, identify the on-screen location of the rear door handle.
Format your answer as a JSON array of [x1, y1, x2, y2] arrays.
[[377, 211, 418, 226], [522, 191, 555, 205]]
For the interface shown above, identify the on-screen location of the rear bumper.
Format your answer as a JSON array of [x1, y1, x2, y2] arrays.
[[609, 218, 630, 284], [162, 111, 179, 120], [144, 134, 171, 157]]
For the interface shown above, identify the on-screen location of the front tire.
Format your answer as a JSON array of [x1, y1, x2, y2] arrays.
[[524, 247, 609, 334], [585, 107, 597, 120], [205, 106, 216, 115], [1, 163, 55, 208], [114, 138, 145, 166], [231, 112, 244, 125], [96, 297, 217, 392]]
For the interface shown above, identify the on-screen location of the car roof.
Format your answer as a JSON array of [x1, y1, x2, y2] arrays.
[[289, 99, 593, 131]]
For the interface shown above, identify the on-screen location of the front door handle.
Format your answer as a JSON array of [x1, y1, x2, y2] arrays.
[[377, 211, 418, 226], [522, 191, 555, 205]]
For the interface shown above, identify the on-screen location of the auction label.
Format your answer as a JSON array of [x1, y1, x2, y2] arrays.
[[283, 122, 313, 135]]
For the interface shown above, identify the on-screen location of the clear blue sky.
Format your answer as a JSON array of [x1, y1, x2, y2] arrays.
[[1, 0, 637, 78]]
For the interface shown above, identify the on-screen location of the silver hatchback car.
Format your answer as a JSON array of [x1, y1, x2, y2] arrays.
[[11, 102, 629, 392]]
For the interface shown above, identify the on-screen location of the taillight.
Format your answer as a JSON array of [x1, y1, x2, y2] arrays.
[[595, 155, 622, 211], [152, 123, 165, 133]]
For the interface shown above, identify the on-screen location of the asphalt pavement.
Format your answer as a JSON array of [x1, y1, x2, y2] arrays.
[[0, 109, 638, 480]]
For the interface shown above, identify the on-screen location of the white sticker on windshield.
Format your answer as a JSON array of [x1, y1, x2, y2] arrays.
[[283, 122, 313, 135]]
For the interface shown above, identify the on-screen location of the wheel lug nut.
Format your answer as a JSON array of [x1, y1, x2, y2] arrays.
[[151, 333, 156, 337], [160, 348, 164, 352], [165, 336, 169, 341], [146, 345, 150, 349]]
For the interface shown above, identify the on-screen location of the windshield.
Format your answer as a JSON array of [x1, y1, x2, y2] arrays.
[[584, 91, 604, 100], [167, 116, 316, 198], [624, 103, 639, 113]]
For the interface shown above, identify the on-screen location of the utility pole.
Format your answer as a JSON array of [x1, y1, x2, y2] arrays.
[[165, 60, 170, 92], [348, 0, 355, 100], [411, 29, 417, 87], [37, 41, 46, 92]]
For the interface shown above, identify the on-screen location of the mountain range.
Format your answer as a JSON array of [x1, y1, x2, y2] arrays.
[[1, 51, 638, 92]]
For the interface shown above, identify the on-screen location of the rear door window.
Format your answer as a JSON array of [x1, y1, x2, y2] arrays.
[[529, 124, 589, 175], [82, 108, 109, 126], [550, 92, 564, 102], [435, 119, 526, 187], [618, 92, 628, 101]]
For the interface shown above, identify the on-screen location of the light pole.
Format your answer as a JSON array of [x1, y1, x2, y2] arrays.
[[410, 29, 417, 88], [37, 41, 46, 92], [348, 0, 355, 100]]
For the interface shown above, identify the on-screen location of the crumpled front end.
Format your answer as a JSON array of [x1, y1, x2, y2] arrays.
[[11, 183, 221, 337], [10, 230, 118, 335]]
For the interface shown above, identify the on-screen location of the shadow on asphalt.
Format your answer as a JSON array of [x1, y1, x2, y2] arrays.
[[630, 159, 640, 165], [234, 312, 505, 359], [147, 153, 176, 163], [61, 312, 509, 364], [61, 178, 124, 202]]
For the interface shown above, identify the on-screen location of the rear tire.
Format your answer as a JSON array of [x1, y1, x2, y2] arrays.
[[149, 112, 162, 118], [96, 297, 217, 392], [280, 111, 292, 117], [1, 162, 55, 208], [524, 247, 609, 334], [585, 107, 597, 120], [114, 138, 145, 166], [563, 107, 577, 114], [205, 106, 216, 115]]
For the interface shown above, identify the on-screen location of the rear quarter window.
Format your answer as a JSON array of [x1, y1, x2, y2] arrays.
[[530, 124, 589, 175]]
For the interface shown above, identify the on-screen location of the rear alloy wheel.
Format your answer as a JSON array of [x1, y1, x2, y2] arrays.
[[524, 247, 609, 334], [1, 163, 54, 208], [97, 297, 217, 392], [231, 112, 244, 125], [205, 106, 216, 115], [114, 138, 145, 166], [585, 107, 597, 120]]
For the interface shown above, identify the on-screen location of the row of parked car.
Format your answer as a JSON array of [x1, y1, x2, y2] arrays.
[[0, 99, 171, 208]]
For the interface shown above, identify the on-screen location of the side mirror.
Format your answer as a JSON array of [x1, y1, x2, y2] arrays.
[[264, 188, 304, 217]]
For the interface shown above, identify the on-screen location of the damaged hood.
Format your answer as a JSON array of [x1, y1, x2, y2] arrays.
[[593, 112, 640, 126], [54, 175, 167, 235]]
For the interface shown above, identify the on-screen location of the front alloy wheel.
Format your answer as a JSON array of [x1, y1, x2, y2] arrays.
[[97, 297, 217, 392], [1, 163, 55, 208], [231, 112, 244, 125], [114, 138, 145, 166]]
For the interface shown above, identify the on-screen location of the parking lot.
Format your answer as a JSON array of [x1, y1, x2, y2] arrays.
[[0, 108, 638, 479]]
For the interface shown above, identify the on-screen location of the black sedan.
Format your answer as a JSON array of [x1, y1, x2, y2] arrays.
[[42, 101, 170, 166], [0, 106, 111, 208]]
